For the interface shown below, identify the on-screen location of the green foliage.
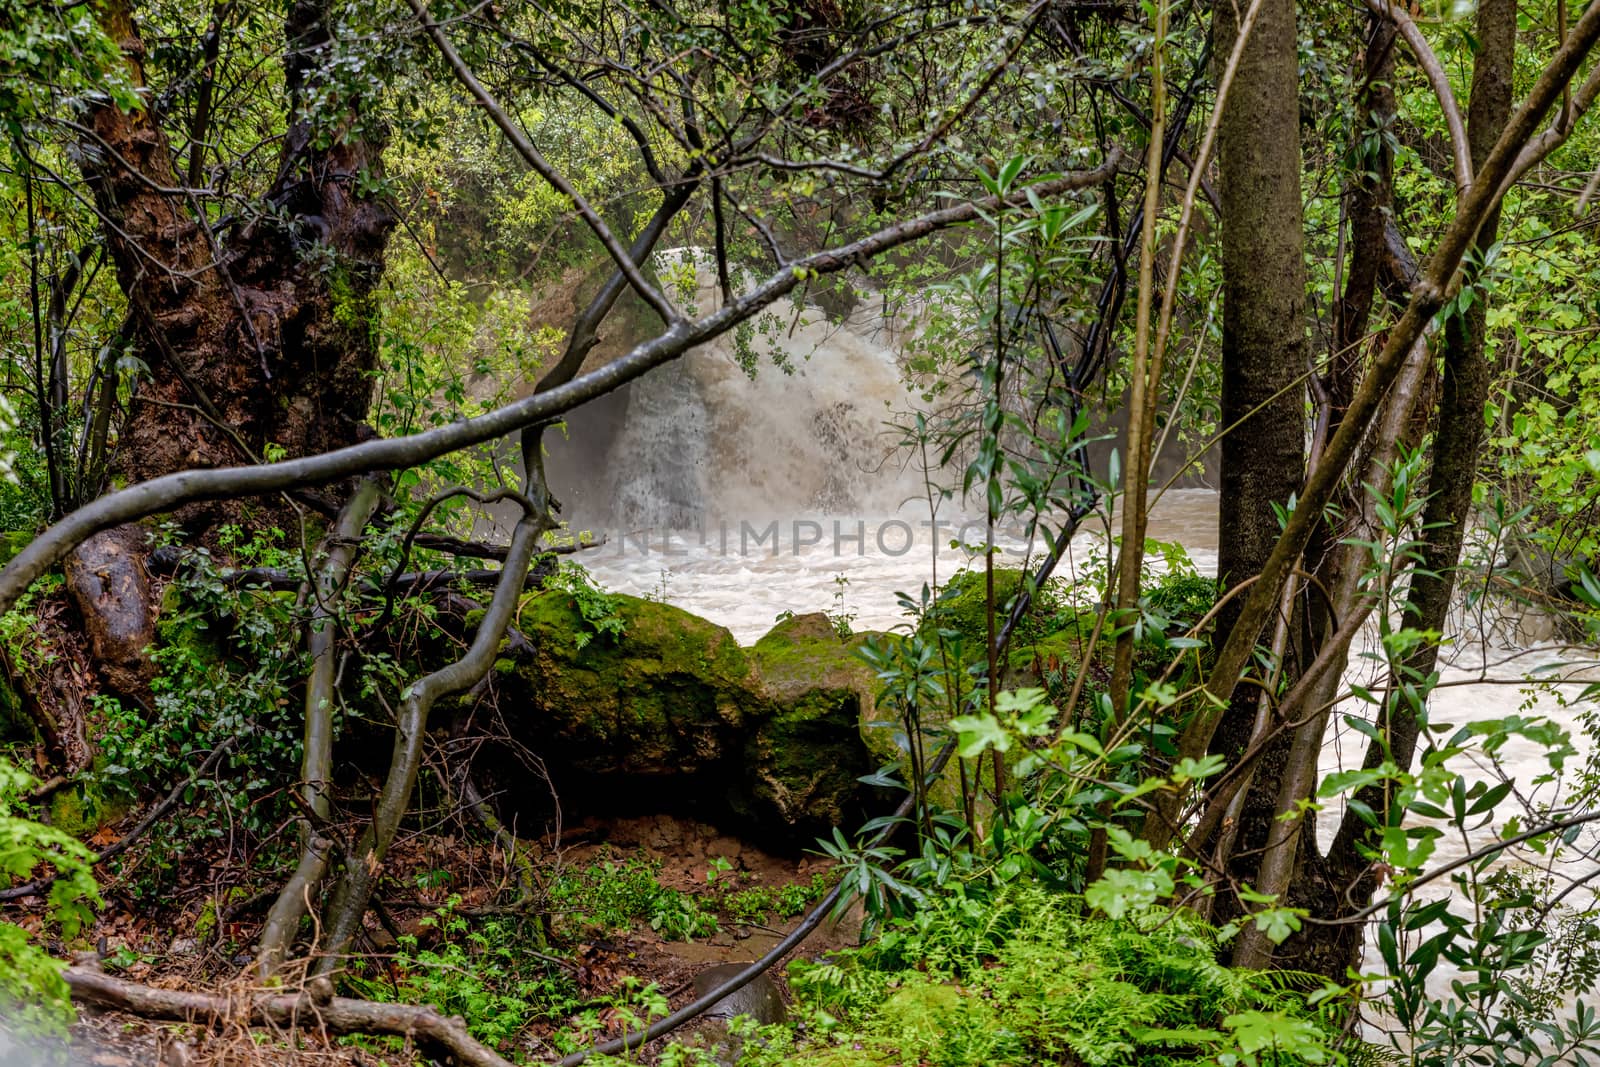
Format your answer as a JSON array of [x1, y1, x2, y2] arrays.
[[0, 0, 131, 126], [547, 853, 831, 944], [541, 562, 627, 650], [0, 397, 50, 531], [548, 855, 715, 941], [348, 894, 578, 1054], [741, 883, 1343, 1067], [93, 526, 306, 891], [926, 566, 1068, 650], [0, 758, 101, 1037], [1138, 539, 1217, 631]]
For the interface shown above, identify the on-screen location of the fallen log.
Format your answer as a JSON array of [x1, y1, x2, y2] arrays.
[[64, 967, 519, 1067]]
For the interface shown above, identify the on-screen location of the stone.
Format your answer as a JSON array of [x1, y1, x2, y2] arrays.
[[692, 962, 788, 1025], [496, 595, 888, 841]]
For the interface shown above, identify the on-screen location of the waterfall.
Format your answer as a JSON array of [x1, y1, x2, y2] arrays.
[[607, 358, 710, 529], [561, 249, 924, 531]]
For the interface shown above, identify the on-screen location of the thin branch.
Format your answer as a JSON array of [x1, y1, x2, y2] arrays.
[[0, 740, 236, 902], [257, 477, 385, 976], [314, 500, 544, 973], [407, 0, 679, 325], [1364, 0, 1473, 190]]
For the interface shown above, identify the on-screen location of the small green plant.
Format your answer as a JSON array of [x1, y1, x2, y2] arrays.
[[0, 758, 102, 1036], [349, 894, 578, 1053], [549, 855, 716, 941], [926, 566, 1067, 650], [828, 573, 858, 638], [90, 525, 306, 894], [749, 882, 1346, 1067], [1140, 538, 1217, 629], [542, 562, 627, 649]]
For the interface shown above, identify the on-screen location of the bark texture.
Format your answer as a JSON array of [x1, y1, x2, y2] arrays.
[[1205, 0, 1308, 932], [1327, 0, 1517, 889], [80, 0, 394, 533]]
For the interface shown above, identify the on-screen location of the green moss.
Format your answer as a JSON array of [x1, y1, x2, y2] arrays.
[[511, 591, 754, 775], [501, 600, 887, 835], [48, 775, 129, 837], [743, 614, 886, 828]]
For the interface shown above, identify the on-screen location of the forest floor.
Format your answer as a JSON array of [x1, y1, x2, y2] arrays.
[[30, 812, 849, 1067]]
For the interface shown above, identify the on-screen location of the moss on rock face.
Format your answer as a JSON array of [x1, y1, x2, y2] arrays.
[[514, 591, 754, 778], [48, 773, 130, 837], [500, 600, 887, 839], [744, 613, 881, 829]]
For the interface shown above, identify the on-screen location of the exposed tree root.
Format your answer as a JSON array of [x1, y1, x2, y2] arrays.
[[63, 966, 518, 1067]]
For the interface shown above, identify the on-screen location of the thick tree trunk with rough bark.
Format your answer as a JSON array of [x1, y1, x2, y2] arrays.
[[81, 0, 392, 517], [64, 0, 394, 700], [1205, 0, 1308, 934]]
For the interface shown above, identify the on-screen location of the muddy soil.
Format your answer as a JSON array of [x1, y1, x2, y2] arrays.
[[35, 814, 858, 1067]]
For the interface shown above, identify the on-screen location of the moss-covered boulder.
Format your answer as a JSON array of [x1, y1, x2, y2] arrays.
[[514, 591, 755, 778], [48, 770, 131, 837], [744, 613, 882, 829], [498, 599, 889, 841]]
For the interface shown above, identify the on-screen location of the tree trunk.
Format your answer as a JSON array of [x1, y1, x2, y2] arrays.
[[66, 0, 394, 698], [1204, 0, 1308, 935], [80, 0, 393, 522], [1325, 0, 1518, 899]]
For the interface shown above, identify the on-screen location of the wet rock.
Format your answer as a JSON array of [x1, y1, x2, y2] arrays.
[[64, 526, 156, 700], [511, 592, 753, 777], [495, 595, 885, 839], [741, 613, 880, 830], [692, 962, 788, 1025]]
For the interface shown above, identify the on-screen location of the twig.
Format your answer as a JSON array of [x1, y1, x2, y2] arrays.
[[314, 503, 546, 974]]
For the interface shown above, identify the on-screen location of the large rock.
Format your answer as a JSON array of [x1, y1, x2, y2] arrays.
[[501, 596, 886, 842], [514, 591, 754, 779], [743, 613, 880, 830]]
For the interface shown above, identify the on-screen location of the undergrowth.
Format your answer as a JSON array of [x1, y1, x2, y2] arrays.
[[715, 882, 1348, 1067], [346, 896, 580, 1056], [547, 853, 832, 941]]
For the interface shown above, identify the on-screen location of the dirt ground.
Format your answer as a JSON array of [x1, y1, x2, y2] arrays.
[[26, 814, 859, 1067]]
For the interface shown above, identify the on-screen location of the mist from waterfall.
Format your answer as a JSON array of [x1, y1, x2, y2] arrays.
[[549, 248, 927, 533]]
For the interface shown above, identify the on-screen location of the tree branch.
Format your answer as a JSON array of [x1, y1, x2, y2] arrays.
[[407, 0, 679, 326], [1147, 0, 1600, 849], [63, 967, 519, 1067], [314, 499, 544, 973], [0, 157, 1121, 618], [1364, 0, 1473, 191]]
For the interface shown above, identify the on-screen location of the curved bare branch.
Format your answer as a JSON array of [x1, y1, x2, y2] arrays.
[[1364, 0, 1473, 191], [0, 157, 1122, 617]]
